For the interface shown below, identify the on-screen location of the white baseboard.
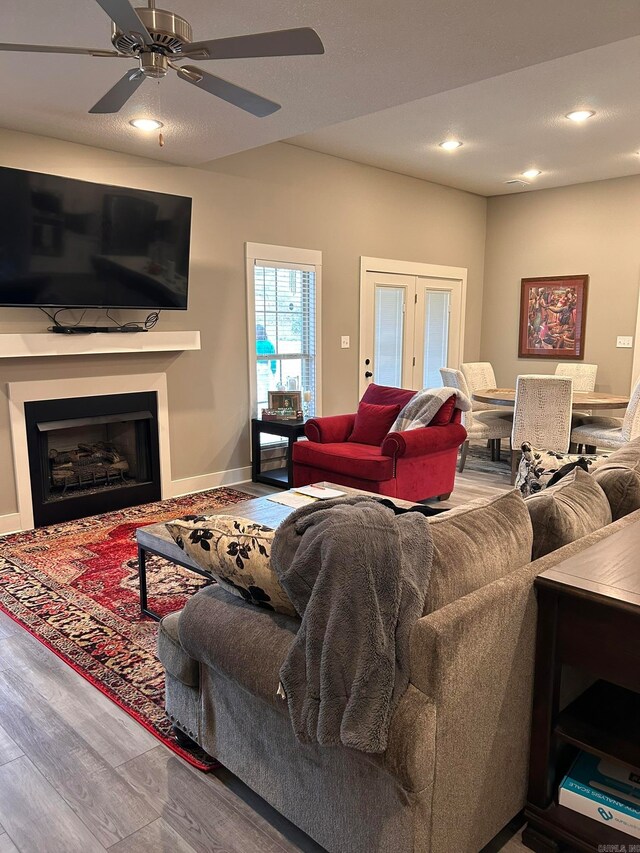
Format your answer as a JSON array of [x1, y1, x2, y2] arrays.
[[168, 466, 253, 498], [0, 513, 21, 535]]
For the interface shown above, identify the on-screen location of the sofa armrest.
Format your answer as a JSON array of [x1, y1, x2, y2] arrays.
[[305, 414, 356, 444], [381, 423, 467, 458], [408, 566, 539, 850]]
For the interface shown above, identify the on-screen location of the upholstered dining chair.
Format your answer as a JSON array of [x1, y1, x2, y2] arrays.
[[571, 377, 640, 452], [554, 363, 598, 392], [511, 374, 573, 483], [460, 362, 499, 412], [440, 367, 512, 472]]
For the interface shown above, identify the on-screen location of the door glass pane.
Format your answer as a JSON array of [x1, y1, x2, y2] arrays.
[[423, 290, 450, 389], [374, 286, 405, 387]]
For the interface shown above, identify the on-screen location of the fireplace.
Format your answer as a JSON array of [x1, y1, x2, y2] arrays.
[[24, 392, 161, 527]]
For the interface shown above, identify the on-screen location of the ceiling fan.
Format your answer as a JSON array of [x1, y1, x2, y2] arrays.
[[0, 0, 324, 117]]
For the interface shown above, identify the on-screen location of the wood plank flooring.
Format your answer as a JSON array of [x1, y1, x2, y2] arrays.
[[0, 461, 528, 853]]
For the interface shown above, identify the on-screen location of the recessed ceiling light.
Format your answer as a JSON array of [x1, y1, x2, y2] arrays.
[[439, 139, 463, 150], [565, 110, 595, 123], [129, 118, 164, 131], [521, 169, 542, 179]]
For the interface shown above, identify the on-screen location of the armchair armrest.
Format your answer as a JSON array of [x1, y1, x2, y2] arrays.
[[381, 423, 467, 458], [305, 414, 356, 444]]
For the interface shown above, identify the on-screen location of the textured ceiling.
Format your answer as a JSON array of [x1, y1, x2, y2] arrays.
[[2, 0, 640, 169], [288, 36, 640, 196]]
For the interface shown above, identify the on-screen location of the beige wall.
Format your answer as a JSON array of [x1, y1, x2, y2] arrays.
[[482, 175, 640, 395], [0, 129, 487, 519]]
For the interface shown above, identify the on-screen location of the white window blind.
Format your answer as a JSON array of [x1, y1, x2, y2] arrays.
[[374, 285, 405, 387], [253, 260, 317, 418], [423, 290, 450, 389]]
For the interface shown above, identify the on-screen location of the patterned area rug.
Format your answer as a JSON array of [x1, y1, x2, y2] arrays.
[[0, 487, 252, 771]]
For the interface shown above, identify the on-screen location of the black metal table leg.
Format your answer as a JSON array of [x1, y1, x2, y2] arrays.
[[138, 544, 161, 621]]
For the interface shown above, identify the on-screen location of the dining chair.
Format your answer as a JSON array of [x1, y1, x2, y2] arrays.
[[440, 367, 512, 472], [511, 374, 573, 483], [460, 362, 500, 412], [554, 363, 598, 392], [571, 377, 640, 452]]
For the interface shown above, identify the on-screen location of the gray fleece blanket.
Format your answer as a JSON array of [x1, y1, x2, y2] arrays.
[[390, 386, 471, 432], [270, 496, 434, 754]]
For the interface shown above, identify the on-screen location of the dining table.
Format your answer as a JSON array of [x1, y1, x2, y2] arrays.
[[472, 388, 630, 411]]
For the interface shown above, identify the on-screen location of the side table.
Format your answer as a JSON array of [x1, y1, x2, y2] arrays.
[[523, 518, 640, 852], [251, 417, 306, 489]]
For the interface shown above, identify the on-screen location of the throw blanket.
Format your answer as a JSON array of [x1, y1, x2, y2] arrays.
[[270, 496, 434, 754], [390, 386, 471, 432]]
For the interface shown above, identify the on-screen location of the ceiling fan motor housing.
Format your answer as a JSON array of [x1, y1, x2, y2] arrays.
[[111, 7, 193, 56]]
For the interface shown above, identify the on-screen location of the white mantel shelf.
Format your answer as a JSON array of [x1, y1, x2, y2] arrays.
[[0, 331, 201, 359]]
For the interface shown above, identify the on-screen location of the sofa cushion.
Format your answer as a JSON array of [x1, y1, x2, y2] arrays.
[[361, 383, 416, 409], [516, 442, 608, 497], [348, 401, 401, 446], [293, 440, 395, 482], [166, 516, 296, 617], [423, 490, 533, 614], [592, 441, 640, 521], [525, 467, 612, 560], [178, 584, 299, 712], [158, 611, 199, 687]]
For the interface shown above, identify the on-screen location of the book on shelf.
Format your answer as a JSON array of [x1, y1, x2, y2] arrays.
[[559, 751, 640, 839]]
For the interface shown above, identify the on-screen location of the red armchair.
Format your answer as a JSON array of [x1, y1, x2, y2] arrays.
[[293, 384, 467, 502]]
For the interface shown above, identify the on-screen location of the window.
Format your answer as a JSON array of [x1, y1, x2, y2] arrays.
[[246, 244, 322, 424]]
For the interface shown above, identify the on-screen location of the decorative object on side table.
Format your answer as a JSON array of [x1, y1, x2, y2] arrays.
[[518, 274, 588, 359], [268, 390, 302, 412]]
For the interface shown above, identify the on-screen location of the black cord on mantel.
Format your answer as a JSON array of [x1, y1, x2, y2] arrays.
[[40, 307, 161, 331], [39, 306, 87, 327], [106, 308, 161, 330]]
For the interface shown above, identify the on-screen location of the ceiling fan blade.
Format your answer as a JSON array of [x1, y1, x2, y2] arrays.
[[177, 65, 280, 117], [0, 42, 122, 57], [181, 27, 324, 61], [89, 68, 144, 114], [94, 0, 153, 46]]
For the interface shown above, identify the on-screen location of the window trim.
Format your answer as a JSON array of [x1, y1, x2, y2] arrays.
[[245, 243, 323, 437]]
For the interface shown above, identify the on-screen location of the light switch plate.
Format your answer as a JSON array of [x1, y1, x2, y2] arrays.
[[341, 336, 350, 349], [617, 336, 633, 348]]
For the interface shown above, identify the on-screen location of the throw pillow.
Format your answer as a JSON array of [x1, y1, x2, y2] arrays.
[[515, 442, 608, 497], [165, 515, 297, 617], [592, 441, 640, 520], [423, 489, 533, 614], [428, 394, 456, 427], [348, 401, 401, 446], [525, 467, 612, 561]]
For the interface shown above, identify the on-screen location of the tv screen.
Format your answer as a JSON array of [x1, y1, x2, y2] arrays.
[[0, 166, 192, 309]]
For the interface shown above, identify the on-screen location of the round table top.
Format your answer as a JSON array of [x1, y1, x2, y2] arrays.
[[472, 388, 629, 410]]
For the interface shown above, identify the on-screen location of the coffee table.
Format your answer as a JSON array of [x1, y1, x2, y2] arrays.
[[136, 484, 414, 619]]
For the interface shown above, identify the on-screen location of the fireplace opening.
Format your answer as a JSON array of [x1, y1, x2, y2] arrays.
[[25, 392, 161, 527]]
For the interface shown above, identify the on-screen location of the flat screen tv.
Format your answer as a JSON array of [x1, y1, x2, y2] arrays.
[[0, 166, 192, 309]]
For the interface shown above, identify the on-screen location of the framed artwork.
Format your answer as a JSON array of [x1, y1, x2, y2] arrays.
[[268, 391, 302, 412], [518, 275, 589, 359]]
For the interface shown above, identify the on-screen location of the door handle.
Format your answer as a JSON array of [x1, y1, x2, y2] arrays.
[[365, 371, 373, 379]]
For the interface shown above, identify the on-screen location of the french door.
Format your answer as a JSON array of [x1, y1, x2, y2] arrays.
[[360, 270, 463, 393]]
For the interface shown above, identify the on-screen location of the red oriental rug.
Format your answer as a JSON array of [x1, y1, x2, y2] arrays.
[[0, 487, 252, 771]]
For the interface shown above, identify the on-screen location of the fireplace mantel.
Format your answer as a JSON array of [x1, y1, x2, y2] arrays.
[[0, 331, 200, 359]]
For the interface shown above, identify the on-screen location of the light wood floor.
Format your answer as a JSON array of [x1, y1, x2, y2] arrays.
[[0, 460, 527, 853]]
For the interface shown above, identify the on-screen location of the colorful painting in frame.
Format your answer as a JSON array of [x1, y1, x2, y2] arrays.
[[518, 275, 588, 359]]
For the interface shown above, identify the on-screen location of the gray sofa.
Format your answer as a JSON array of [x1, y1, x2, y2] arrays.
[[157, 441, 640, 853]]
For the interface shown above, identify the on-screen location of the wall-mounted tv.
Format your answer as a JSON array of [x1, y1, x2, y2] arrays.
[[0, 166, 192, 310]]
